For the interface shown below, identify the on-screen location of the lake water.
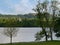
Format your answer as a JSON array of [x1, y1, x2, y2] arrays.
[[0, 27, 59, 43], [0, 27, 41, 43]]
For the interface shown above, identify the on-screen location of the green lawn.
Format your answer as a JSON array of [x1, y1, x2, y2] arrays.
[[0, 41, 60, 45]]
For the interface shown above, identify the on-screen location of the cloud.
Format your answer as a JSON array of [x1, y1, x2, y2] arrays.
[[0, 0, 36, 14], [13, 0, 36, 14], [0, 0, 60, 14]]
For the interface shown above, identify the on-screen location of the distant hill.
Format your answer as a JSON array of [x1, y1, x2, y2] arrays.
[[17, 13, 37, 18], [0, 13, 37, 19]]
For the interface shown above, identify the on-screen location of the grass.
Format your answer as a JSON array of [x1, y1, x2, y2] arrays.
[[0, 41, 60, 45]]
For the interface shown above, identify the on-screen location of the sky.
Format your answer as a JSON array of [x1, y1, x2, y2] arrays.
[[0, 0, 50, 15], [0, 0, 60, 14], [0, 0, 37, 14]]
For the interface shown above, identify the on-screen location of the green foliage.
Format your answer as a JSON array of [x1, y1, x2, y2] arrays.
[[54, 18, 60, 37], [21, 18, 38, 27], [35, 30, 45, 41], [0, 17, 39, 27], [0, 17, 21, 27]]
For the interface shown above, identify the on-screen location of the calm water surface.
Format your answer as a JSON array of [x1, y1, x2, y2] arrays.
[[0, 27, 59, 43], [0, 27, 41, 43]]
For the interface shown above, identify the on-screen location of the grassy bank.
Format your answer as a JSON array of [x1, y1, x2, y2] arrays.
[[0, 41, 60, 45]]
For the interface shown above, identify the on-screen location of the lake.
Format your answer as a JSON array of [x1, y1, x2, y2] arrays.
[[0, 27, 59, 43], [0, 27, 41, 43]]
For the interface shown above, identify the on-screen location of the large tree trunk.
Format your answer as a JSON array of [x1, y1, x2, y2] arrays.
[[45, 30, 48, 41], [42, 27, 48, 41], [50, 9, 55, 41], [50, 28, 53, 41]]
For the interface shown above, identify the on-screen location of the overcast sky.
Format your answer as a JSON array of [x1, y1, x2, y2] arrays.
[[0, 0, 49, 14], [0, 0, 38, 14], [0, 0, 60, 14]]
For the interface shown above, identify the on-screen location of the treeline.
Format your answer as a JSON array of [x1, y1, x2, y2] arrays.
[[0, 13, 38, 27], [0, 16, 58, 27], [0, 17, 38, 27]]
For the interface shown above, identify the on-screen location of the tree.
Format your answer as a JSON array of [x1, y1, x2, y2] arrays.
[[35, 30, 45, 41], [41, 0, 50, 41], [50, 0, 58, 40], [35, 30, 51, 41], [3, 27, 18, 44], [33, 0, 49, 41], [54, 18, 60, 37], [34, 0, 59, 41]]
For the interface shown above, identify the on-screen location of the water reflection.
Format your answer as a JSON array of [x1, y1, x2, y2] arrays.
[[0, 27, 41, 43]]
